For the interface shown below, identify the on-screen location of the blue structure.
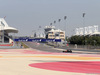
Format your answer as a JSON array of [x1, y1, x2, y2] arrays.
[[14, 38, 61, 42]]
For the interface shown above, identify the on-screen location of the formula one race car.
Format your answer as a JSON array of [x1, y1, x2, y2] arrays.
[[62, 49, 72, 53]]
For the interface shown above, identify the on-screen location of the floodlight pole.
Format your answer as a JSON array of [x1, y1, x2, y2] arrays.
[[54, 21, 56, 26], [58, 19, 61, 39], [64, 16, 67, 47], [83, 13, 86, 47]]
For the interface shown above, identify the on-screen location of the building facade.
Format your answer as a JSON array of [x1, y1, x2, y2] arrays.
[[44, 26, 65, 40]]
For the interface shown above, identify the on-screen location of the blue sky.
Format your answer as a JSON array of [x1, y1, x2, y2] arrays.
[[0, 0, 100, 36]]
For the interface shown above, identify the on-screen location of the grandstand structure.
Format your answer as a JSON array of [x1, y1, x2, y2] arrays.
[[75, 25, 100, 36], [0, 18, 18, 43]]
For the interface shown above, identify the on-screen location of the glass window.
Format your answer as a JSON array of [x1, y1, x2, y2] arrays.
[[60, 32, 64, 34], [1, 22, 5, 26], [60, 35, 64, 37]]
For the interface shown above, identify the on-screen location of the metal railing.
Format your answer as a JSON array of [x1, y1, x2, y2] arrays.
[[47, 42, 100, 49]]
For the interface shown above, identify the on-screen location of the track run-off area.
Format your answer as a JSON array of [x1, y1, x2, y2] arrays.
[[0, 48, 100, 75]]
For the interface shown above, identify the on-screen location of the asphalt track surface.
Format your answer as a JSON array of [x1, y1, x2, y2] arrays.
[[23, 42, 100, 54], [23, 42, 62, 53], [62, 47, 100, 54]]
